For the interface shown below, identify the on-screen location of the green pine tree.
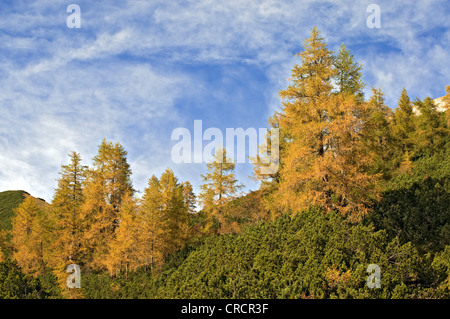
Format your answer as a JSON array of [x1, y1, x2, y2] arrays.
[[412, 96, 449, 157], [199, 147, 243, 233], [362, 87, 395, 178], [393, 88, 415, 157], [334, 43, 365, 103]]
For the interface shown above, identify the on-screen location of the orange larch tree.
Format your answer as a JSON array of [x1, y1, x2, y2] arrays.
[[271, 27, 381, 221]]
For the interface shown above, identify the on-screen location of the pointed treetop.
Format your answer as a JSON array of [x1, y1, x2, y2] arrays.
[[335, 43, 365, 102], [398, 87, 412, 114]]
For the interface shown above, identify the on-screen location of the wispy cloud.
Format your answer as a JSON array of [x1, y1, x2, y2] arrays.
[[0, 0, 448, 201]]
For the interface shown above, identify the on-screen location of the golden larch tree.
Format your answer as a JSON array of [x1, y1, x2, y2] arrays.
[[11, 197, 47, 276], [274, 27, 380, 221], [140, 170, 192, 266], [159, 169, 191, 257], [199, 147, 243, 233], [140, 175, 165, 270], [81, 139, 133, 270], [49, 151, 88, 297], [104, 193, 142, 278], [51, 152, 87, 266]]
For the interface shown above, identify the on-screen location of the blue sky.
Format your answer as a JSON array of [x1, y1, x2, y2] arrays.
[[0, 0, 449, 203]]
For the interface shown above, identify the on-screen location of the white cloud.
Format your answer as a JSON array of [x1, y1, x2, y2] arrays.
[[0, 57, 188, 201], [0, 0, 448, 201]]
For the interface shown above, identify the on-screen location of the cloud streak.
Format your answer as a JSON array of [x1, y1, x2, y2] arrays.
[[0, 0, 448, 202]]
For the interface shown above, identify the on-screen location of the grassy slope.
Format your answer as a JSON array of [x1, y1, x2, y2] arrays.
[[0, 191, 28, 231], [0, 190, 48, 231]]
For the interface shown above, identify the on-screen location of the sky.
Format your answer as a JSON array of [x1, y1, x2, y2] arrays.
[[0, 0, 449, 203]]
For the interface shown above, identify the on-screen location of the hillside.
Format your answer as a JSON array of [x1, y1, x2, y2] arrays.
[[0, 149, 449, 299], [0, 190, 48, 231], [79, 149, 450, 299], [0, 191, 28, 231]]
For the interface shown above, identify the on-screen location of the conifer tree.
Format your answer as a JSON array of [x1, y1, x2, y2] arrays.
[[199, 147, 243, 232], [198, 186, 215, 215], [412, 96, 449, 157], [140, 175, 164, 269], [159, 169, 191, 256], [252, 123, 282, 186], [48, 152, 88, 296], [274, 27, 380, 220], [182, 181, 197, 214], [104, 193, 141, 278], [251, 113, 284, 217], [361, 88, 395, 178], [253, 26, 335, 202], [254, 35, 365, 216], [141, 170, 192, 265], [51, 152, 87, 267], [392, 88, 415, 157], [335, 43, 365, 103], [200, 148, 242, 206], [11, 197, 47, 276], [92, 139, 133, 219], [81, 139, 133, 269]]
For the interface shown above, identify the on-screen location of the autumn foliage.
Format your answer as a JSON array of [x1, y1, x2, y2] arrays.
[[1, 27, 449, 299]]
